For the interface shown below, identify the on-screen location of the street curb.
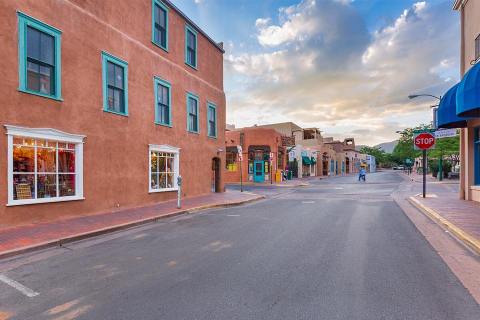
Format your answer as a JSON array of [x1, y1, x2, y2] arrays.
[[226, 183, 310, 188], [0, 194, 266, 260], [408, 196, 480, 255]]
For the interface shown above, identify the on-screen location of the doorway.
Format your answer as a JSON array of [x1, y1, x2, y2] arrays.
[[345, 158, 350, 174], [212, 157, 221, 192], [254, 160, 264, 182]]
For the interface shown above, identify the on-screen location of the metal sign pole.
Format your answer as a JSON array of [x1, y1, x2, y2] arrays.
[[422, 150, 427, 198], [239, 155, 243, 192]]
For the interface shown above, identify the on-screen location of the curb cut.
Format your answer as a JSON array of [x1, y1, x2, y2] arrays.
[[408, 196, 480, 255], [0, 194, 266, 260]]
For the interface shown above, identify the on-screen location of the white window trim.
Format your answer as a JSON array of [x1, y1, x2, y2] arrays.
[[5, 125, 85, 206], [148, 144, 180, 193]]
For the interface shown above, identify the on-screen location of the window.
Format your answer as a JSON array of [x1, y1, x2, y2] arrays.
[[207, 103, 217, 137], [17, 12, 62, 100], [186, 93, 199, 133], [149, 145, 180, 192], [185, 25, 197, 68], [226, 147, 238, 172], [102, 52, 128, 116], [154, 77, 171, 126], [476, 34, 480, 62], [6, 125, 84, 206], [152, 0, 168, 51]]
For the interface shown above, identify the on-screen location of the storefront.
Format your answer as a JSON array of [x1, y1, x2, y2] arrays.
[[248, 146, 271, 183]]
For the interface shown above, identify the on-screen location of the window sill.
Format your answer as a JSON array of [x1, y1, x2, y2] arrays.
[[185, 62, 198, 70], [187, 130, 200, 135], [18, 88, 63, 101], [7, 196, 85, 207], [149, 187, 178, 193], [155, 122, 172, 128], [151, 40, 169, 53], [207, 135, 217, 140], [103, 109, 129, 117]]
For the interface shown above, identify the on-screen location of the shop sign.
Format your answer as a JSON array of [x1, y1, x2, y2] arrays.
[[435, 129, 457, 139]]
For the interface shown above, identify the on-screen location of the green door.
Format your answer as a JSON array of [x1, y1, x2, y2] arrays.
[[254, 160, 264, 182]]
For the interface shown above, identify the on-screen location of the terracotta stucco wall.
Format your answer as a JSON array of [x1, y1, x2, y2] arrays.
[[0, 0, 225, 226]]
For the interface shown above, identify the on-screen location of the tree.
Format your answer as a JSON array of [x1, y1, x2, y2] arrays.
[[391, 124, 431, 165], [359, 146, 386, 166]]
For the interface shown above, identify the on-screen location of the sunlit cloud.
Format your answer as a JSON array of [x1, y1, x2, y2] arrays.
[[225, 0, 459, 145]]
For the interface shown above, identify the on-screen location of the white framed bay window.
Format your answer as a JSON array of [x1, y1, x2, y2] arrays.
[[5, 125, 85, 206], [149, 144, 180, 193]]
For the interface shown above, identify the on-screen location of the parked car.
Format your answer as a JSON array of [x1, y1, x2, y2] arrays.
[[392, 166, 405, 170]]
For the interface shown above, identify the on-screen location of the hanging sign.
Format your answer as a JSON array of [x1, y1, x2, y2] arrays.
[[435, 129, 457, 139]]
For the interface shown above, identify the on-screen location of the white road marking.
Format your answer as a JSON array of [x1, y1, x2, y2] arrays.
[[334, 187, 344, 190], [227, 214, 240, 217], [0, 274, 39, 298], [302, 201, 315, 204]]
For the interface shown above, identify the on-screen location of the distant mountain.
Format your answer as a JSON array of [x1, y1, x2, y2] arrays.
[[356, 140, 398, 154], [375, 140, 398, 153]]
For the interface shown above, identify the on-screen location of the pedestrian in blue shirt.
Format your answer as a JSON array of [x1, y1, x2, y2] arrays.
[[359, 168, 366, 182]]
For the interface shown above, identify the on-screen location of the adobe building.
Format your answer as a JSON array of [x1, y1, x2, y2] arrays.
[[225, 127, 287, 183], [448, 1, 480, 202], [0, 0, 225, 226]]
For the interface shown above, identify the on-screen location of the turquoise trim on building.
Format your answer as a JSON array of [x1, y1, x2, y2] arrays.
[[17, 11, 62, 101], [154, 76, 172, 127], [101, 51, 128, 116], [184, 25, 198, 69], [151, 0, 169, 52], [186, 92, 200, 133], [207, 102, 217, 138]]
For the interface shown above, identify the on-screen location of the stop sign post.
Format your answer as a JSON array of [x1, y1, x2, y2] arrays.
[[413, 130, 436, 198]]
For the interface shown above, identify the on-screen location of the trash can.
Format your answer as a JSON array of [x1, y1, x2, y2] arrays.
[[287, 170, 293, 180], [275, 171, 282, 183]]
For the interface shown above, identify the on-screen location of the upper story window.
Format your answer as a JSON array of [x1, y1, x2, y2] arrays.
[[475, 34, 480, 62], [5, 125, 85, 206], [17, 12, 62, 100], [154, 77, 171, 126], [152, 0, 168, 51], [207, 103, 217, 138], [102, 52, 128, 116], [186, 93, 199, 133], [185, 26, 198, 69]]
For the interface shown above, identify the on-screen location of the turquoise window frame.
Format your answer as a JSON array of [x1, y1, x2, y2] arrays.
[[101, 51, 128, 116], [186, 92, 200, 133], [151, 0, 169, 52], [154, 76, 172, 127], [184, 25, 198, 69], [17, 12, 62, 101], [207, 102, 217, 138], [475, 127, 480, 185]]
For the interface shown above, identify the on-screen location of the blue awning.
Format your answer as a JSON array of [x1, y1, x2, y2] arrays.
[[437, 84, 468, 129], [457, 61, 480, 117], [302, 156, 311, 165]]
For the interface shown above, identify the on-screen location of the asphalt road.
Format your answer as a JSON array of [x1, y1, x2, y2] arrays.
[[0, 171, 479, 319]]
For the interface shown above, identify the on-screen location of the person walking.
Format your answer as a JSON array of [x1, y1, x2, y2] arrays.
[[358, 167, 366, 182]]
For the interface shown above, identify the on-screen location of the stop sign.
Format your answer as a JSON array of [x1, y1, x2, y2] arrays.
[[414, 132, 436, 150]]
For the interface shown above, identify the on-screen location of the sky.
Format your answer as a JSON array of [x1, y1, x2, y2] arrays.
[[175, 0, 460, 146]]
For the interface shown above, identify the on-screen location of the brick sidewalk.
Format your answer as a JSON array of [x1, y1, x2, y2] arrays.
[[407, 178, 480, 254], [0, 191, 264, 259]]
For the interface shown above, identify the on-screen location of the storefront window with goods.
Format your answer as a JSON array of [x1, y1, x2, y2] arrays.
[[149, 145, 180, 192], [6, 126, 85, 206]]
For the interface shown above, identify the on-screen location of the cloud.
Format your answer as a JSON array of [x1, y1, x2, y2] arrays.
[[225, 0, 459, 145]]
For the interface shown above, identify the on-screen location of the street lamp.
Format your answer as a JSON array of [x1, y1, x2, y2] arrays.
[[408, 94, 441, 100]]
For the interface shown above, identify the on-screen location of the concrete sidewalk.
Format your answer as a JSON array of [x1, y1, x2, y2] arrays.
[[405, 175, 480, 255], [0, 191, 264, 259]]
